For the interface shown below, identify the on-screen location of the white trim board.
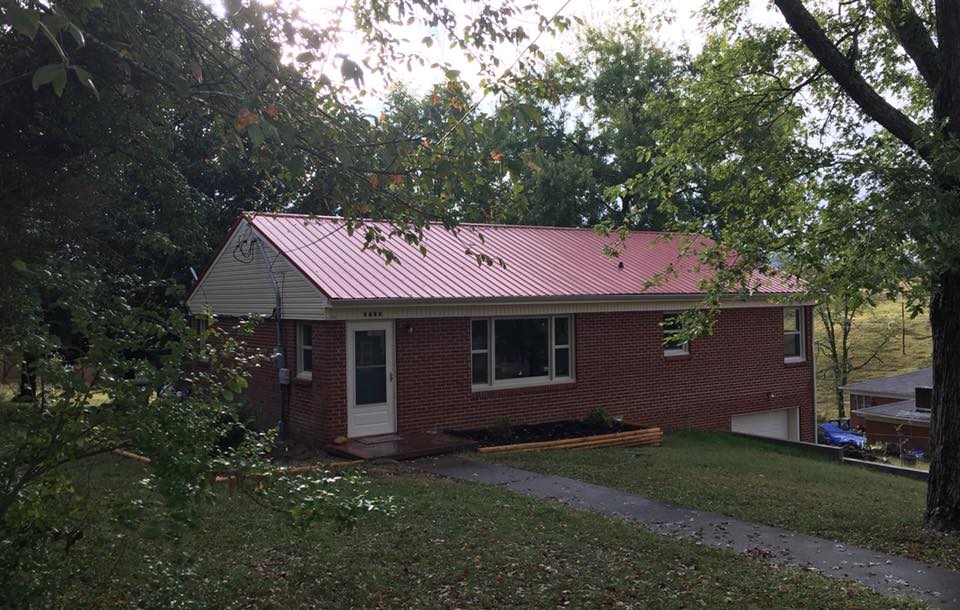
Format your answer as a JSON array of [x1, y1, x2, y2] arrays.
[[328, 298, 810, 321]]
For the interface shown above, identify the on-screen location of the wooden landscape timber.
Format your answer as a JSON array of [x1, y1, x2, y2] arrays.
[[478, 424, 663, 454]]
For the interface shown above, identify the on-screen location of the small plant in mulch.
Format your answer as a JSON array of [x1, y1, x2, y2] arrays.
[[451, 417, 644, 447], [487, 417, 515, 444], [583, 407, 614, 431]]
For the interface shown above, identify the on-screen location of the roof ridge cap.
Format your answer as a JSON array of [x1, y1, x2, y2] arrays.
[[245, 212, 703, 238]]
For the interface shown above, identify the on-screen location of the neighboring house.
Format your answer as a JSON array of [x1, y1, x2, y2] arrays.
[[844, 368, 932, 452], [186, 213, 816, 445]]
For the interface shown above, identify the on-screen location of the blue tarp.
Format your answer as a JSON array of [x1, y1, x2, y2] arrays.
[[819, 422, 866, 449]]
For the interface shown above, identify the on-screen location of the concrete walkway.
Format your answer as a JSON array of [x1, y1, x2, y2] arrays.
[[417, 455, 960, 609]]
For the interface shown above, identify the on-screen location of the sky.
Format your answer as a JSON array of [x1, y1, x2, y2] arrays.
[[284, 0, 785, 102]]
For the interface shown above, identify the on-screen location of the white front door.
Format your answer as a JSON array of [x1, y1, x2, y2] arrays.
[[346, 321, 396, 438]]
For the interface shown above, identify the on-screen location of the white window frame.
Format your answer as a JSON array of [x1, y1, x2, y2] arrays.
[[195, 316, 209, 346], [296, 321, 313, 379], [662, 312, 689, 357], [470, 319, 490, 386], [471, 315, 574, 391], [851, 394, 870, 410], [552, 316, 572, 378], [784, 306, 805, 363]]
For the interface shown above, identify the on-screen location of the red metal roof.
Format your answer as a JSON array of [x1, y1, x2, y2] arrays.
[[245, 213, 797, 301]]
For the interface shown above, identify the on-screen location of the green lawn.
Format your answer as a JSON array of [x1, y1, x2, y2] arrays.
[[25, 454, 921, 609], [816, 297, 932, 419], [484, 431, 960, 573]]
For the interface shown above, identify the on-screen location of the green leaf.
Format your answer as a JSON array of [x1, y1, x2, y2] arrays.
[[296, 51, 315, 63], [51, 66, 67, 96], [247, 123, 265, 147], [421, 36, 433, 48], [517, 103, 542, 122], [32, 64, 66, 93], [67, 23, 85, 48], [5, 6, 40, 39], [285, 154, 305, 180], [11, 259, 27, 272], [277, 121, 298, 146], [72, 66, 99, 99], [38, 22, 66, 60], [41, 12, 69, 33]]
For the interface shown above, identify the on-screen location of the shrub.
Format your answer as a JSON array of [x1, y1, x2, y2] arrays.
[[488, 417, 514, 443], [584, 407, 614, 430]]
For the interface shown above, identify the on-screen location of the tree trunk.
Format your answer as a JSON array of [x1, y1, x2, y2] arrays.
[[926, 0, 960, 531], [17, 354, 36, 401], [925, 270, 960, 531]]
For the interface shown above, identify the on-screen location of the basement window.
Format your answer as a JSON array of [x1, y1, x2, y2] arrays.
[[297, 322, 313, 378], [784, 307, 804, 362], [471, 316, 574, 389]]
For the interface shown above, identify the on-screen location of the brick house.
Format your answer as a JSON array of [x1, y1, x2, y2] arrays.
[[187, 213, 816, 445], [844, 368, 932, 452]]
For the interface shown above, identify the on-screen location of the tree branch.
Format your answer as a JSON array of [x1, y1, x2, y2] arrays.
[[774, 0, 930, 159], [871, 0, 941, 91]]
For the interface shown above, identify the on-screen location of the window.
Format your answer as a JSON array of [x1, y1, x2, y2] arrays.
[[784, 307, 804, 362], [851, 394, 870, 410], [495, 318, 549, 380], [553, 317, 571, 377], [354, 329, 386, 404], [195, 316, 209, 345], [472, 316, 573, 388], [297, 322, 313, 377], [471, 320, 489, 385], [662, 313, 689, 356]]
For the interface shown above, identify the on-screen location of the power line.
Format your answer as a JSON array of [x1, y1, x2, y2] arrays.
[[434, 0, 575, 148]]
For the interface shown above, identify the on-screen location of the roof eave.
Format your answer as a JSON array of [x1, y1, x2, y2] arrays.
[[852, 411, 930, 427], [327, 292, 809, 307]]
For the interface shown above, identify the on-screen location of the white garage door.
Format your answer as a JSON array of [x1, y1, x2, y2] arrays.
[[731, 407, 799, 441]]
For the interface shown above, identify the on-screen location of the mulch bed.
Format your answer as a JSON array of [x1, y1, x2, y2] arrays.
[[450, 420, 644, 448]]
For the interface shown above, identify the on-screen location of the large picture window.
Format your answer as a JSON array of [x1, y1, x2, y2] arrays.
[[472, 316, 573, 388], [783, 307, 804, 362]]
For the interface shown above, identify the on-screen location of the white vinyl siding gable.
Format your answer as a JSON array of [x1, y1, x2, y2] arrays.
[[187, 223, 329, 319]]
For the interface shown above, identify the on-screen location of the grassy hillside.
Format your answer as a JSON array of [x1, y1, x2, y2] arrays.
[[815, 297, 931, 419], [10, 453, 920, 609]]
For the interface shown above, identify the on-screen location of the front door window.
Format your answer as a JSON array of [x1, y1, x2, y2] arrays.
[[354, 329, 387, 405]]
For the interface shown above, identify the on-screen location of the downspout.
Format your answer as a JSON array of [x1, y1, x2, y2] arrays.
[[251, 234, 289, 441], [811, 304, 819, 443]]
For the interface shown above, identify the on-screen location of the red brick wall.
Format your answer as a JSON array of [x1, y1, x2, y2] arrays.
[[235, 305, 815, 444], [849, 395, 902, 428], [392, 306, 815, 442], [862, 421, 929, 452], [225, 318, 340, 446]]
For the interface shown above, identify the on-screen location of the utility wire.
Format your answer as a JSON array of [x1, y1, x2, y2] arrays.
[[434, 0, 574, 148]]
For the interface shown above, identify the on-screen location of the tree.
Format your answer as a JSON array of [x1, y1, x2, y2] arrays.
[[789, 205, 909, 419], [0, 0, 570, 596], [769, 0, 960, 529], [652, 0, 960, 529], [511, 25, 701, 228], [377, 26, 703, 230]]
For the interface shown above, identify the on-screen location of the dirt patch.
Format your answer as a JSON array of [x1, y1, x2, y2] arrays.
[[449, 420, 645, 448]]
